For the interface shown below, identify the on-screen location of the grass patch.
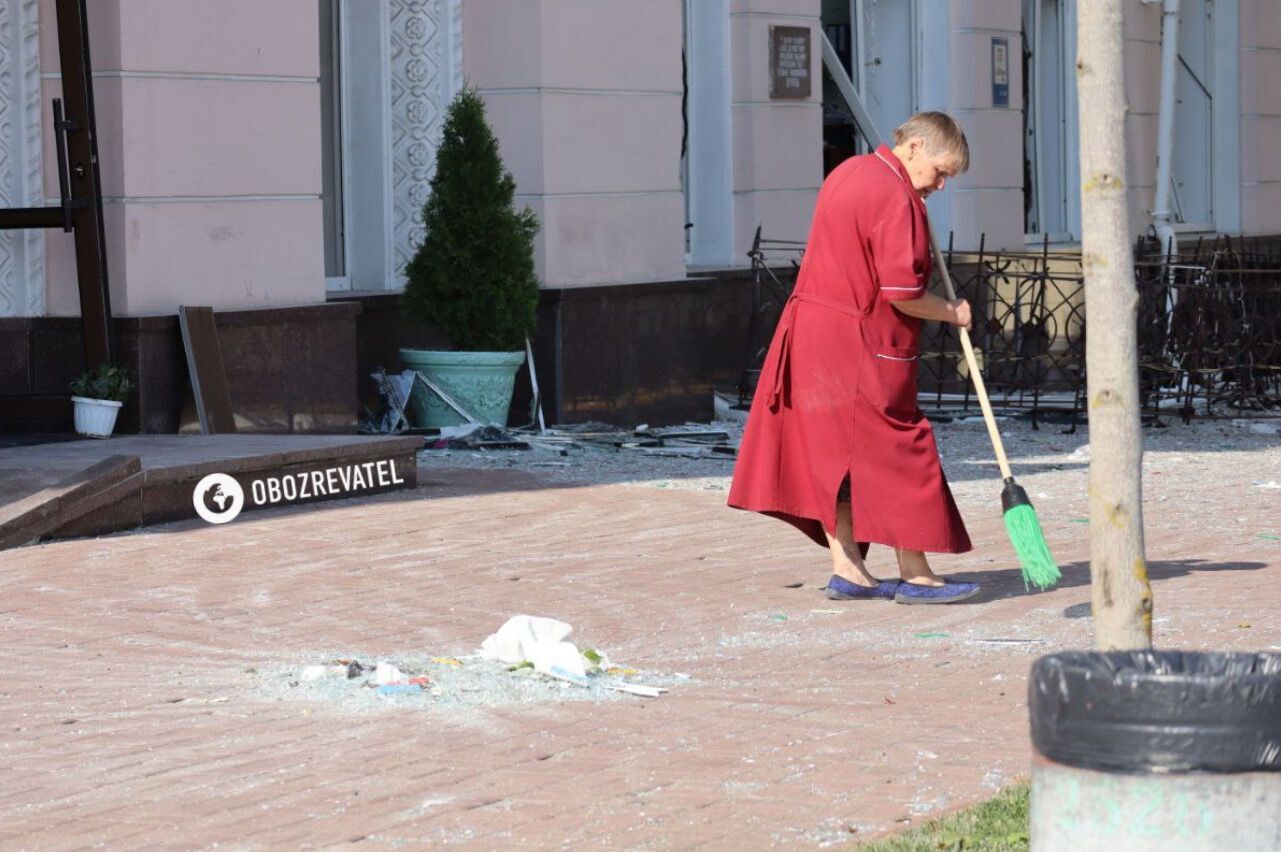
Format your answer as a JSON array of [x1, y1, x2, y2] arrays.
[[855, 782, 1030, 851]]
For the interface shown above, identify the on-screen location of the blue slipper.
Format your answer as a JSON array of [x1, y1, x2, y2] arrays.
[[824, 575, 900, 600], [894, 580, 981, 605]]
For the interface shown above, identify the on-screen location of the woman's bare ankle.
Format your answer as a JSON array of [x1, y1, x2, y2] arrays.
[[833, 566, 878, 587], [895, 548, 943, 586]]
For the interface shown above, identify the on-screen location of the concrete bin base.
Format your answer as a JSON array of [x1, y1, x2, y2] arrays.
[[1031, 756, 1281, 851]]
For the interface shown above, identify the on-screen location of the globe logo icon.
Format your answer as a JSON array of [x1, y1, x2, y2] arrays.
[[193, 473, 245, 524]]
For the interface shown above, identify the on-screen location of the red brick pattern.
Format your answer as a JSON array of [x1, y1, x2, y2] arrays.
[[0, 464, 1276, 847]]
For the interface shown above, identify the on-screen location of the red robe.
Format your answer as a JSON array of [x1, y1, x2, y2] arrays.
[[728, 145, 971, 553]]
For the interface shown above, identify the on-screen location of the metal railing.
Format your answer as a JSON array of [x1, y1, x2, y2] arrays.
[[1134, 236, 1281, 420], [741, 233, 1281, 422]]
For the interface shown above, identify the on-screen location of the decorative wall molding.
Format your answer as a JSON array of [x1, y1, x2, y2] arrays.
[[387, 0, 457, 290], [0, 0, 45, 317], [336, 0, 457, 291], [447, 0, 462, 95]]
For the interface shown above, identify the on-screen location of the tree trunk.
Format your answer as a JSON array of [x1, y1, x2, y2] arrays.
[[1076, 0, 1153, 650]]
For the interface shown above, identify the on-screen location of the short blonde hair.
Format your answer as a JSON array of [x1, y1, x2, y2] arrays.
[[892, 111, 970, 173]]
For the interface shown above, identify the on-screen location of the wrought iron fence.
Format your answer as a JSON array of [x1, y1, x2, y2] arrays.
[[737, 227, 805, 407], [741, 232, 1281, 422], [918, 238, 1086, 421], [1133, 235, 1281, 420]]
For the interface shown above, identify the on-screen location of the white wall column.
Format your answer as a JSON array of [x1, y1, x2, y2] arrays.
[[341, 0, 461, 292], [685, 0, 734, 268], [1211, 0, 1240, 235]]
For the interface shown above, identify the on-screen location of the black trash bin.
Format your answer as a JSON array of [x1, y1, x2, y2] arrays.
[[1028, 651, 1281, 851]]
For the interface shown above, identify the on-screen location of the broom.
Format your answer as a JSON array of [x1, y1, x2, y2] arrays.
[[928, 231, 1060, 589], [817, 31, 1059, 588]]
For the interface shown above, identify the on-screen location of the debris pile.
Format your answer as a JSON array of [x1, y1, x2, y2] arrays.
[[296, 658, 433, 696], [266, 616, 673, 709], [362, 369, 740, 461], [419, 420, 738, 463], [479, 614, 666, 697]]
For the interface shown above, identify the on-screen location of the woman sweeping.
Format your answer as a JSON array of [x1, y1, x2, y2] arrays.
[[728, 112, 979, 605]]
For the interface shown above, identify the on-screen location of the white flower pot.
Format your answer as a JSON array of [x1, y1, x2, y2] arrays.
[[72, 395, 123, 438]]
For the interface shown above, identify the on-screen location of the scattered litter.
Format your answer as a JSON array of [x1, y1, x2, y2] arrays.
[[714, 391, 750, 424], [972, 638, 1046, 646], [377, 684, 424, 696], [360, 369, 415, 434], [1258, 534, 1281, 542], [346, 660, 365, 679], [531, 642, 591, 680], [1068, 444, 1090, 461], [811, 609, 844, 615], [770, 614, 789, 622], [300, 665, 330, 682], [412, 371, 484, 426], [480, 615, 576, 670], [426, 424, 531, 451], [420, 418, 744, 472], [1069, 518, 1089, 524], [603, 682, 666, 698], [374, 662, 405, 685], [914, 632, 949, 639], [783, 581, 804, 589], [544, 664, 590, 686], [263, 649, 676, 710], [1232, 419, 1280, 436], [476, 615, 664, 698], [1238, 622, 1252, 629], [433, 657, 462, 667], [1254, 481, 1281, 490], [884, 695, 897, 705]]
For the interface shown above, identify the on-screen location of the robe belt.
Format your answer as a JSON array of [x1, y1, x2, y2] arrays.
[[789, 291, 867, 319], [767, 292, 868, 411]]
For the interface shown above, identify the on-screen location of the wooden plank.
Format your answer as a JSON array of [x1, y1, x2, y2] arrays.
[[56, 0, 116, 367], [178, 306, 236, 434]]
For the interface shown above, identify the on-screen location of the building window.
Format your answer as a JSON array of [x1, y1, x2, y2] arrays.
[[822, 0, 920, 174], [319, 1, 460, 293], [1170, 0, 1214, 229], [1022, 0, 1079, 241], [682, 0, 733, 268]]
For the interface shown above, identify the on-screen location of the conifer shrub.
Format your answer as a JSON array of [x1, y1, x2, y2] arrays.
[[402, 88, 540, 352]]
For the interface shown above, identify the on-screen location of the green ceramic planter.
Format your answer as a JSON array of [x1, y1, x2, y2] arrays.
[[398, 348, 526, 428]]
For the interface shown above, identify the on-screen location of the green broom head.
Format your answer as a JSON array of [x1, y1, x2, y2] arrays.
[[1001, 478, 1060, 590]]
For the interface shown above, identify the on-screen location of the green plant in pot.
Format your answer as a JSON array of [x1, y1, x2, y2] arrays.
[[400, 87, 540, 428], [70, 363, 134, 438]]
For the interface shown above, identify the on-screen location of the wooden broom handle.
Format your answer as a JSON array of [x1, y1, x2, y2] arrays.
[[927, 228, 1014, 481]]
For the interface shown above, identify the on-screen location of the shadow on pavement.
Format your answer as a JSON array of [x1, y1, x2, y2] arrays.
[[953, 557, 1270, 605]]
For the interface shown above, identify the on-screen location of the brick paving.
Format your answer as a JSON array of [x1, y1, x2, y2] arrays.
[[1, 445, 1278, 848]]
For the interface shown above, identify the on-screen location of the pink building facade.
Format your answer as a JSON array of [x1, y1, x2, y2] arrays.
[[1, 0, 1278, 430]]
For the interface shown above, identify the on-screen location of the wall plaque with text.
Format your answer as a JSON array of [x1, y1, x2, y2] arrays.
[[992, 36, 1010, 107], [770, 26, 811, 99]]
